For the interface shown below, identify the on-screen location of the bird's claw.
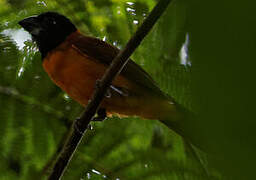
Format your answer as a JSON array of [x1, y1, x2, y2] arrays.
[[92, 108, 107, 122]]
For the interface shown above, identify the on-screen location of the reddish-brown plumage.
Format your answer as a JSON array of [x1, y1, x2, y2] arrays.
[[42, 31, 177, 120]]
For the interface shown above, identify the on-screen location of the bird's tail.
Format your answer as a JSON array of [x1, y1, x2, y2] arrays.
[[150, 98, 198, 145]]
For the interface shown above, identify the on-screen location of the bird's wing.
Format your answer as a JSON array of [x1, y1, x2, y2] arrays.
[[68, 32, 166, 97]]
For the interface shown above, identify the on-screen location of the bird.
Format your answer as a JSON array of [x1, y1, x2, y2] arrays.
[[18, 11, 195, 141]]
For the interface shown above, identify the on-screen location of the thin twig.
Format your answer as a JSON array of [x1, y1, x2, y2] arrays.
[[48, 0, 172, 179]]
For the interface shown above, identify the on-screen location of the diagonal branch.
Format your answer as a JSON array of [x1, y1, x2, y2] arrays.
[[48, 0, 172, 179]]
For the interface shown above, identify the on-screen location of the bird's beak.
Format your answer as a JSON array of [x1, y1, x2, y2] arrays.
[[18, 16, 42, 36]]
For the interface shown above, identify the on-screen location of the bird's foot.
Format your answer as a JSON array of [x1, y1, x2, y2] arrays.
[[92, 108, 107, 122]]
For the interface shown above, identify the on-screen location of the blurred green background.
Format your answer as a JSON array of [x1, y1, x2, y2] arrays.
[[0, 0, 255, 179]]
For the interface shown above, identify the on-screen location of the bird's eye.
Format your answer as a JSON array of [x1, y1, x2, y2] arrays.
[[46, 17, 56, 25]]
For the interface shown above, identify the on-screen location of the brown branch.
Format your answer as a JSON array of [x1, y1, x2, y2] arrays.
[[48, 0, 172, 179]]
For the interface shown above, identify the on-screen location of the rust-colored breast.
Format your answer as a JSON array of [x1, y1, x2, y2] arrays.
[[42, 39, 130, 107], [43, 40, 106, 106]]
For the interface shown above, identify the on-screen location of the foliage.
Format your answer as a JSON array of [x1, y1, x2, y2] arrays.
[[0, 0, 221, 179]]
